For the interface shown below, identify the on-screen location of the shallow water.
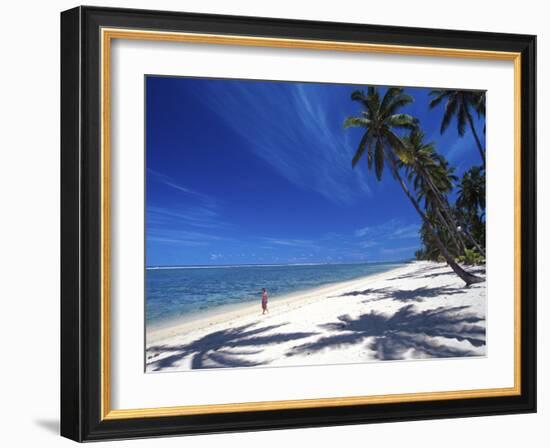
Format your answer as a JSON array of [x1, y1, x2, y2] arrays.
[[146, 261, 407, 326]]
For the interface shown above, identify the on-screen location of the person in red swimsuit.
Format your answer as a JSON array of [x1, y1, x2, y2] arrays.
[[261, 288, 268, 314]]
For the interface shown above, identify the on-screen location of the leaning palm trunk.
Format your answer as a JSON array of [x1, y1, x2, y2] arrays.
[[418, 165, 485, 257], [435, 187, 486, 257], [433, 205, 464, 255], [466, 111, 486, 168], [455, 208, 486, 256], [439, 197, 485, 257], [467, 236, 485, 257], [456, 211, 486, 256], [388, 158, 483, 286]]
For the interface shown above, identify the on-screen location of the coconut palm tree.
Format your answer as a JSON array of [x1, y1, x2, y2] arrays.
[[417, 211, 453, 261], [344, 87, 482, 286], [457, 166, 486, 213], [429, 90, 486, 168], [457, 166, 486, 249], [474, 91, 486, 134], [401, 130, 485, 257], [399, 130, 464, 255]]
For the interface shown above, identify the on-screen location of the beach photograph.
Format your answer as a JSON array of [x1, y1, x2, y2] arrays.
[[145, 76, 487, 372]]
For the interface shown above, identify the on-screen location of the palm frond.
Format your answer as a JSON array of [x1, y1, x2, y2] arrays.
[[343, 116, 370, 129], [367, 140, 374, 171], [384, 94, 414, 116], [387, 113, 418, 130], [365, 88, 380, 115], [384, 131, 408, 165], [474, 91, 486, 117], [380, 87, 404, 114], [428, 90, 448, 108], [350, 90, 372, 112], [457, 102, 467, 136], [440, 97, 457, 134], [374, 138, 385, 181], [350, 90, 365, 102], [351, 129, 373, 168]]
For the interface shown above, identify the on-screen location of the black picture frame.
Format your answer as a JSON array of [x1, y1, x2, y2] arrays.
[[61, 5, 536, 442]]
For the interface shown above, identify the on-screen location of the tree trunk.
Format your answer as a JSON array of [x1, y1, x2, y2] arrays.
[[433, 206, 464, 255], [466, 111, 486, 169], [420, 167, 485, 257], [456, 208, 486, 256], [388, 158, 483, 286], [418, 168, 467, 254]]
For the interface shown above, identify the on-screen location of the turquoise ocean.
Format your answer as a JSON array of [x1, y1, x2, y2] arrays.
[[145, 261, 407, 326]]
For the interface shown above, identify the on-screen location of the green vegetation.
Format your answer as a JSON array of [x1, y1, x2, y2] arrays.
[[345, 87, 486, 286], [457, 248, 485, 266]]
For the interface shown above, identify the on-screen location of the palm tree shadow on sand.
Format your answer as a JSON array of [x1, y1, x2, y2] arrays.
[[385, 265, 486, 283], [287, 304, 486, 361], [335, 284, 469, 303], [147, 322, 318, 371], [147, 303, 486, 371]]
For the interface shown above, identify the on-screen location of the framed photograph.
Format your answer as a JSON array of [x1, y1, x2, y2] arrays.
[[60, 6, 536, 441]]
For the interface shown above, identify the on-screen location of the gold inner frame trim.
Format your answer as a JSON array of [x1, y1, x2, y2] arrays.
[[100, 27, 522, 421]]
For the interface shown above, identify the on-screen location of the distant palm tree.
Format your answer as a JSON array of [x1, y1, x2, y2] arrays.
[[400, 130, 464, 255], [457, 166, 486, 213], [429, 90, 486, 168], [457, 166, 486, 253], [345, 87, 482, 286], [474, 91, 486, 134], [402, 130, 485, 257]]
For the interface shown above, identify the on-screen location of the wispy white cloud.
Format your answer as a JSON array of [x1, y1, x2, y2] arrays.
[[194, 81, 372, 205], [249, 224, 419, 263], [358, 240, 378, 248], [147, 236, 208, 247], [392, 224, 421, 239], [354, 226, 372, 238], [354, 219, 420, 241], [147, 228, 228, 247], [443, 138, 474, 165], [147, 205, 227, 230], [147, 169, 214, 205], [260, 237, 320, 249], [147, 168, 229, 232]]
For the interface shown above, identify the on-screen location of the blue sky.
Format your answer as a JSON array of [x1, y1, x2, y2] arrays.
[[145, 76, 484, 267]]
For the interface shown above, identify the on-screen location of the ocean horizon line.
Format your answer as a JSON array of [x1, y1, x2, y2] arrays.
[[146, 259, 412, 270]]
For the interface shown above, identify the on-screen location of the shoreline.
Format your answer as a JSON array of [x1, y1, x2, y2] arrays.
[[146, 260, 487, 371], [146, 262, 411, 343]]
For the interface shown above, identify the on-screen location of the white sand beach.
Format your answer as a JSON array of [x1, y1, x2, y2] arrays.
[[146, 261, 486, 372]]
